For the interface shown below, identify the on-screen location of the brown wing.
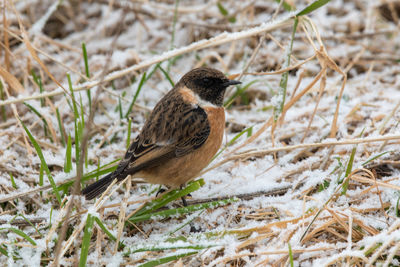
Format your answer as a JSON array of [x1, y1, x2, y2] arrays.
[[82, 89, 210, 199], [112, 89, 210, 181]]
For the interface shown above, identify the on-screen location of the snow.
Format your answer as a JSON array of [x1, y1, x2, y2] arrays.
[[1, 0, 400, 266]]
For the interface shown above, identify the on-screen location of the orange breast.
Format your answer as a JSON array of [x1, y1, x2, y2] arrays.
[[138, 106, 225, 187]]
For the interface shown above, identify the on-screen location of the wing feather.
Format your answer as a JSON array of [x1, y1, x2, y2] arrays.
[[115, 89, 210, 179], [82, 88, 211, 200]]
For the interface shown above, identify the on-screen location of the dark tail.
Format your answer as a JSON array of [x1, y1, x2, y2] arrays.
[[81, 173, 115, 200]]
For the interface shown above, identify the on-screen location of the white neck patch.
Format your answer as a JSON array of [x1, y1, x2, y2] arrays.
[[192, 91, 218, 108]]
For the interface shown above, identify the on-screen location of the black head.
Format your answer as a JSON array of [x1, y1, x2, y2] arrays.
[[178, 67, 241, 106]]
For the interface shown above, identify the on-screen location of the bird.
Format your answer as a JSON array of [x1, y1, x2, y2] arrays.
[[82, 67, 241, 200]]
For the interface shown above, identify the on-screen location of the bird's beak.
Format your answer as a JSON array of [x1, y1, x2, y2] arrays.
[[223, 80, 241, 87]]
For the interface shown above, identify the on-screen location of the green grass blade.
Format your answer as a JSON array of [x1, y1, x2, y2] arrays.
[[65, 93, 73, 113], [31, 70, 44, 107], [81, 159, 119, 182], [0, 244, 7, 257], [79, 96, 88, 168], [20, 120, 62, 205], [361, 151, 391, 166], [247, 127, 253, 137], [212, 126, 253, 161], [166, 0, 180, 70], [296, 0, 331, 16], [50, 206, 54, 227], [229, 128, 254, 146], [15, 213, 42, 237], [396, 195, 400, 218], [170, 0, 179, 49], [56, 108, 66, 147], [224, 80, 258, 108], [228, 16, 236, 23], [157, 65, 175, 87], [79, 94, 86, 169], [299, 208, 323, 242], [274, 0, 295, 11], [93, 216, 125, 250], [82, 42, 91, 113], [9, 173, 17, 189], [93, 216, 116, 242], [216, 2, 236, 23], [217, 2, 228, 16], [39, 164, 44, 187], [0, 227, 37, 246], [345, 147, 356, 177], [76, 120, 84, 170], [318, 180, 330, 192], [129, 197, 237, 224], [23, 103, 48, 127], [58, 159, 120, 192], [126, 118, 132, 149], [79, 214, 94, 267], [118, 96, 123, 119], [82, 42, 90, 78], [127, 242, 212, 254], [137, 251, 198, 267], [133, 179, 205, 217], [80, 95, 85, 128], [341, 145, 356, 195], [166, 0, 179, 72], [86, 89, 92, 115], [67, 74, 79, 119], [64, 135, 72, 173], [67, 74, 81, 170], [274, 17, 298, 121], [24, 102, 51, 140], [364, 243, 382, 256], [300, 176, 352, 242], [168, 210, 204, 235], [288, 242, 294, 267], [146, 63, 161, 82], [96, 159, 101, 181], [125, 72, 147, 118]]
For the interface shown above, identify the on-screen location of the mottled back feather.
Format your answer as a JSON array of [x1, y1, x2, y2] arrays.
[[112, 88, 210, 181]]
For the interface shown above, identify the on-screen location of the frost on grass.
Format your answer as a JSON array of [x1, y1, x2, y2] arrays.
[[1, 0, 400, 266]]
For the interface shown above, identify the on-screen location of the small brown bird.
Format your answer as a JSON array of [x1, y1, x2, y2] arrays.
[[82, 67, 241, 200]]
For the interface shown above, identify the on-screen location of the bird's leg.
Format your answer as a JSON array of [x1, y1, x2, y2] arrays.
[[180, 184, 199, 233], [156, 186, 167, 197], [181, 195, 188, 206], [180, 184, 189, 206]]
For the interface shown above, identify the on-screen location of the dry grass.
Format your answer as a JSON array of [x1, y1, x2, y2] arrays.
[[1, 0, 400, 266]]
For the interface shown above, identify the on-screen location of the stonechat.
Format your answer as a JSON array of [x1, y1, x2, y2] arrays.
[[82, 67, 241, 200]]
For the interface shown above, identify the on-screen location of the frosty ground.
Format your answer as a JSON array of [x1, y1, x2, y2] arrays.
[[1, 0, 400, 266]]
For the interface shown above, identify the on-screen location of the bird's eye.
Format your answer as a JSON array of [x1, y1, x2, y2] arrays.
[[195, 77, 215, 87], [203, 78, 210, 84]]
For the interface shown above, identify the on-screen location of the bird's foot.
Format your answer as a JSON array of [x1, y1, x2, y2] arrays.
[[181, 196, 200, 232], [189, 225, 201, 233], [156, 187, 167, 197]]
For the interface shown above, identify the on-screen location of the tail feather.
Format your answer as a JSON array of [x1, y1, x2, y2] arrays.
[[82, 156, 154, 200], [81, 173, 115, 200]]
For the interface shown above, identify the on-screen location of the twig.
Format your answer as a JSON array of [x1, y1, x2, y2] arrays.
[[0, 14, 293, 107], [104, 186, 292, 220], [0, 218, 46, 226], [203, 134, 400, 175], [244, 54, 315, 76], [186, 186, 291, 205]]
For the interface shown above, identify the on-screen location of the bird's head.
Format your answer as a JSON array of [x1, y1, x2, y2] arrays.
[[179, 67, 241, 106]]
